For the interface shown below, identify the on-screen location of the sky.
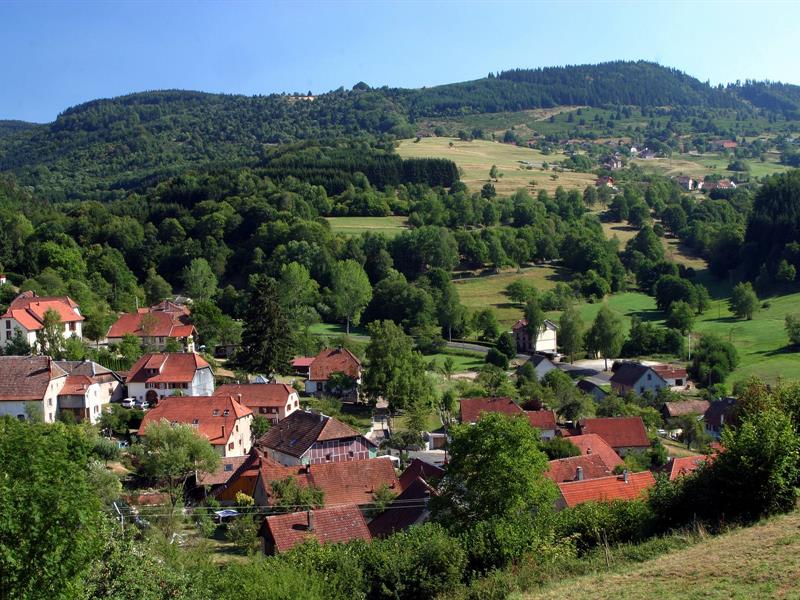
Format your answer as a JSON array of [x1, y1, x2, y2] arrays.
[[1, 0, 799, 123]]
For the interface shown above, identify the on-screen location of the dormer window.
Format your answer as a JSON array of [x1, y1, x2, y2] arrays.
[[212, 409, 220, 416], [223, 409, 229, 416], [192, 419, 199, 425]]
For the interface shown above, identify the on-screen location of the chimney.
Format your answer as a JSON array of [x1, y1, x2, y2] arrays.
[[623, 469, 629, 483], [307, 510, 314, 532], [237, 393, 242, 404], [576, 466, 584, 481]]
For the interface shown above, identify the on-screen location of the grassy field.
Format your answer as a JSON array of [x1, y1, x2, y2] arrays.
[[522, 509, 800, 600], [326, 215, 408, 237], [453, 265, 567, 326], [397, 137, 595, 196], [632, 152, 791, 181]]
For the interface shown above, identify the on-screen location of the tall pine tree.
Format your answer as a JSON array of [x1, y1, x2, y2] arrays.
[[234, 275, 292, 376]]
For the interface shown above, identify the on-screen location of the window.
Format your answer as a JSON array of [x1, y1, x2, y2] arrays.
[[224, 463, 233, 472], [223, 409, 229, 416], [192, 419, 199, 425], [212, 409, 220, 416], [5, 332, 9, 340], [647, 374, 652, 381], [325, 454, 332, 461], [69, 322, 76, 332], [235, 424, 239, 432], [4, 321, 9, 329], [228, 442, 234, 450]]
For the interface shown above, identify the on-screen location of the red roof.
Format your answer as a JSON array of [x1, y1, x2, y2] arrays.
[[669, 455, 709, 481], [127, 352, 210, 384], [137, 395, 252, 446], [558, 471, 656, 507], [58, 374, 94, 397], [652, 364, 688, 381], [545, 454, 613, 483], [1, 291, 83, 330], [260, 456, 399, 508], [525, 409, 557, 430], [460, 397, 521, 423], [399, 458, 444, 491], [563, 434, 624, 470], [368, 476, 434, 538], [579, 417, 650, 449], [214, 383, 295, 408], [0, 356, 67, 401], [291, 357, 315, 368], [265, 504, 371, 553], [107, 311, 195, 339], [308, 347, 361, 382]]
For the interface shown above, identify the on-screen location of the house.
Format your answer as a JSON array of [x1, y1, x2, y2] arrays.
[[651, 364, 690, 389], [526, 409, 558, 440], [0, 291, 84, 349], [252, 456, 399, 508], [640, 149, 657, 159], [556, 471, 656, 509], [126, 352, 214, 405], [561, 433, 624, 470], [205, 450, 282, 504], [668, 455, 709, 480], [214, 383, 300, 425], [196, 455, 250, 493], [291, 357, 314, 377], [525, 354, 557, 380], [262, 504, 371, 554], [460, 396, 521, 424], [256, 410, 377, 466], [577, 417, 650, 455], [107, 303, 195, 352], [545, 454, 613, 483], [603, 156, 623, 170], [57, 375, 109, 424], [610, 362, 668, 396], [576, 377, 609, 401], [712, 139, 738, 151], [715, 179, 737, 190], [398, 458, 444, 490], [56, 359, 124, 402], [704, 398, 737, 439], [661, 399, 711, 423], [368, 475, 436, 539], [675, 175, 695, 191], [595, 175, 615, 187], [304, 347, 362, 397], [138, 395, 253, 457], [511, 319, 558, 354], [0, 356, 68, 423]]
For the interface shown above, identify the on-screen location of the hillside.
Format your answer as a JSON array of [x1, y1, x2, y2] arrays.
[[523, 509, 800, 599], [1, 61, 797, 199]]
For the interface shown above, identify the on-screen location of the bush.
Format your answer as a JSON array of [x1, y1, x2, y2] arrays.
[[486, 348, 509, 369], [555, 500, 656, 553], [459, 513, 550, 574], [226, 515, 260, 554]]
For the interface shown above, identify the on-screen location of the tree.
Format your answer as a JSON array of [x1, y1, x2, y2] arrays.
[[506, 280, 537, 304], [688, 333, 739, 387], [432, 413, 556, 526], [729, 281, 759, 320], [143, 267, 172, 305], [82, 306, 113, 348], [133, 421, 220, 506], [666, 300, 695, 335], [776, 259, 796, 283], [5, 328, 31, 355], [472, 308, 499, 341], [181, 258, 217, 301], [269, 476, 324, 514], [496, 332, 516, 359], [489, 164, 502, 182], [786, 314, 800, 347], [35, 307, 65, 358], [524, 298, 545, 342], [485, 347, 509, 369], [439, 356, 455, 381], [235, 275, 293, 376], [558, 304, 584, 362], [329, 259, 372, 334], [585, 306, 624, 370], [251, 415, 271, 441], [117, 332, 142, 366]]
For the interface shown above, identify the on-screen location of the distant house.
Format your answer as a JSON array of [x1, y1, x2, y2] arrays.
[[712, 139, 738, 151], [640, 149, 657, 160], [595, 175, 615, 187], [55, 359, 123, 403], [256, 410, 377, 466], [214, 383, 300, 425], [511, 319, 558, 355], [651, 364, 690, 389], [556, 471, 656, 509], [610, 362, 668, 396], [562, 433, 624, 470], [577, 377, 609, 401], [0, 356, 68, 423], [262, 504, 371, 554], [291, 356, 314, 377], [704, 398, 737, 440], [661, 399, 711, 423], [107, 301, 195, 352], [526, 354, 557, 380], [0, 291, 84, 349], [545, 454, 613, 483], [603, 156, 623, 170], [675, 175, 695, 191], [304, 347, 362, 397], [55, 360, 124, 423], [526, 409, 558, 440], [715, 179, 737, 190], [668, 455, 710, 481], [369, 459, 443, 538], [138, 394, 253, 457], [460, 396, 521, 424], [126, 352, 214, 405], [252, 456, 399, 508], [577, 417, 650, 455]]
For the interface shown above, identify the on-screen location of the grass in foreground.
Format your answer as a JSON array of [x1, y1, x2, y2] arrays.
[[521, 509, 800, 600]]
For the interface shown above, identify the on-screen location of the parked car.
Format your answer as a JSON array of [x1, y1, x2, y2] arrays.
[[135, 399, 150, 410], [121, 397, 136, 408]]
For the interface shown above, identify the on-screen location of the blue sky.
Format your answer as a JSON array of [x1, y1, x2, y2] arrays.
[[1, 0, 798, 123]]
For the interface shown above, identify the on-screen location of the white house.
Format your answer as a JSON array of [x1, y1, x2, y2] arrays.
[[0, 291, 84, 350], [511, 319, 558, 355], [214, 383, 300, 425], [610, 362, 668, 396], [126, 353, 214, 405], [54, 360, 124, 424], [0, 356, 68, 423]]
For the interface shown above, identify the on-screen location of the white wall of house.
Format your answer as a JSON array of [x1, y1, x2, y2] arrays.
[[0, 376, 66, 423], [0, 317, 37, 349], [265, 447, 304, 466], [128, 367, 214, 402], [0, 400, 44, 421], [535, 325, 558, 354], [628, 371, 667, 396], [191, 367, 215, 396], [58, 382, 106, 424], [222, 414, 253, 457]]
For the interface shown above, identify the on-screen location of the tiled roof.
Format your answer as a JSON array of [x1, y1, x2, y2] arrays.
[[704, 398, 737, 429], [669, 456, 709, 481], [399, 458, 444, 491], [308, 347, 361, 381], [459, 397, 521, 424], [0, 356, 67, 401], [214, 383, 294, 408], [54, 360, 120, 382], [58, 374, 94, 396], [563, 434, 624, 470], [579, 417, 650, 449], [558, 471, 656, 507], [663, 400, 711, 418], [291, 357, 315, 368], [265, 504, 371, 553], [526, 409, 557, 430], [652, 364, 688, 380], [260, 456, 399, 508], [257, 410, 371, 458], [107, 311, 195, 339], [137, 395, 252, 446], [127, 352, 210, 384], [368, 476, 434, 538], [2, 291, 83, 330], [197, 456, 249, 486], [545, 454, 612, 483]]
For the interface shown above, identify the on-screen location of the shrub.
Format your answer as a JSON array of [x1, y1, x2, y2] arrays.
[[555, 500, 656, 553]]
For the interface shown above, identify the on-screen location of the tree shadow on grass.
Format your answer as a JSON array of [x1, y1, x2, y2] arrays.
[[755, 346, 798, 358], [629, 308, 664, 323]]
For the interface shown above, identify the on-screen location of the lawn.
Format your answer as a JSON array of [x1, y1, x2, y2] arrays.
[[453, 264, 568, 327], [397, 137, 595, 196], [325, 215, 409, 237], [424, 347, 486, 373], [631, 152, 791, 181], [522, 509, 800, 600]]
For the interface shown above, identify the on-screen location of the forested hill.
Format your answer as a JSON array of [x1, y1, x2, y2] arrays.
[[0, 60, 797, 199]]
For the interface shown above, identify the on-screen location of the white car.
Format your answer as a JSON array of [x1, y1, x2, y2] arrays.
[[121, 397, 136, 408]]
